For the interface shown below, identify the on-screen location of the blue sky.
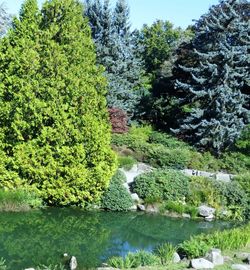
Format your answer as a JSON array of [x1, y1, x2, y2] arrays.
[[4, 0, 220, 29]]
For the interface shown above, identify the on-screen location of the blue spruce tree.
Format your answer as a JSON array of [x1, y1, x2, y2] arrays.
[[173, 0, 250, 155], [84, 0, 147, 118]]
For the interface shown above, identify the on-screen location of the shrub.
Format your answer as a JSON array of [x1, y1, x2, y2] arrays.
[[234, 173, 250, 197], [36, 264, 66, 270], [108, 251, 160, 268], [154, 243, 176, 265], [149, 131, 189, 149], [220, 152, 250, 174], [162, 201, 198, 218], [101, 171, 133, 211], [0, 189, 42, 212], [179, 223, 250, 258], [131, 169, 190, 203], [187, 176, 222, 209], [118, 155, 137, 170], [108, 108, 128, 134]]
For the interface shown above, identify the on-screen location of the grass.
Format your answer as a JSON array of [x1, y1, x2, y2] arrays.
[[0, 189, 42, 212]]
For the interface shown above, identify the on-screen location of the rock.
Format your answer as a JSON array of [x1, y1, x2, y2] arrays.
[[247, 255, 250, 265], [131, 193, 140, 201], [198, 205, 215, 217], [145, 204, 159, 213], [234, 253, 250, 261], [24, 268, 35, 270], [191, 258, 214, 269], [129, 205, 137, 211], [205, 214, 215, 221], [231, 264, 250, 270], [206, 249, 224, 266], [63, 253, 68, 257], [137, 204, 145, 211], [182, 213, 191, 218], [69, 256, 77, 270], [173, 252, 181, 263], [216, 173, 231, 182]]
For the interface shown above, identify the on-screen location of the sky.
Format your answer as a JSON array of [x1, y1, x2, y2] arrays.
[[4, 0, 220, 30]]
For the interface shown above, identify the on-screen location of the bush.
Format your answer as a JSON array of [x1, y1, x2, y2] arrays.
[[108, 251, 160, 268], [179, 222, 250, 258], [108, 108, 128, 134], [220, 152, 250, 174], [187, 176, 222, 209], [154, 243, 176, 265], [0, 189, 42, 212], [131, 169, 190, 203], [118, 155, 137, 170], [149, 131, 189, 149], [162, 201, 198, 218], [234, 173, 250, 197], [0, 258, 7, 270], [101, 171, 133, 211]]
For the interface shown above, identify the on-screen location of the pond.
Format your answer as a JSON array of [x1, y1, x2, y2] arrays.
[[0, 208, 234, 269]]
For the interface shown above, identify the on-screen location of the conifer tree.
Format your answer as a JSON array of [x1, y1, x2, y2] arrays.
[[0, 0, 117, 206], [85, 0, 147, 118], [173, 0, 250, 155]]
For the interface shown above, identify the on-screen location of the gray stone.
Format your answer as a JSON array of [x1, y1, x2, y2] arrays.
[[234, 253, 250, 261], [206, 249, 224, 266], [137, 204, 145, 211], [145, 204, 159, 213], [129, 204, 137, 211], [247, 255, 250, 265], [131, 193, 140, 201], [182, 213, 191, 218], [216, 173, 231, 183], [191, 258, 214, 269], [173, 252, 181, 263], [205, 214, 215, 221], [24, 268, 35, 270], [198, 205, 216, 217], [69, 256, 77, 270], [231, 264, 250, 270]]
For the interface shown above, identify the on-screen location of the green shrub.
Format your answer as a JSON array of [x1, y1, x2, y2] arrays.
[[234, 173, 250, 197], [162, 201, 198, 218], [220, 152, 250, 174], [36, 264, 66, 270], [129, 125, 153, 142], [0, 189, 42, 212], [131, 169, 190, 203], [101, 171, 133, 211], [154, 243, 176, 265], [149, 131, 189, 149], [179, 223, 250, 258], [187, 176, 222, 209], [145, 145, 191, 169], [108, 251, 160, 269], [118, 155, 137, 170]]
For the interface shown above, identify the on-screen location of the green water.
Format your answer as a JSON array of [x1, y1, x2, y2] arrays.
[[0, 208, 233, 269]]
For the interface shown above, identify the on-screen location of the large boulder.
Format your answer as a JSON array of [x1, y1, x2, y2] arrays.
[[231, 264, 250, 270], [191, 258, 214, 269], [198, 205, 216, 217], [173, 252, 181, 263], [69, 256, 77, 270], [206, 249, 224, 266]]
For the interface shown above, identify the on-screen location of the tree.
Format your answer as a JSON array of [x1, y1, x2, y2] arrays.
[[84, 0, 148, 118], [172, 0, 250, 155], [0, 0, 117, 206]]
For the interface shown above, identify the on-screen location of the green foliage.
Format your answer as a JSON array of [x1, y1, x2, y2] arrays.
[[179, 223, 250, 258], [101, 170, 133, 211], [162, 201, 198, 218], [36, 265, 66, 270], [234, 173, 250, 197], [235, 125, 250, 154], [118, 155, 137, 170], [0, 258, 7, 270], [220, 152, 250, 174], [108, 250, 160, 268], [0, 188, 42, 211], [154, 243, 176, 265], [0, 0, 117, 206], [131, 169, 189, 203]]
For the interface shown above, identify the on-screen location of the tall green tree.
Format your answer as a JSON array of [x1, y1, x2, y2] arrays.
[[172, 0, 250, 155], [85, 0, 148, 118], [0, 0, 117, 206]]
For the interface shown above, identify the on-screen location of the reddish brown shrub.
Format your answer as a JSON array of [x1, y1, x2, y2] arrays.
[[108, 108, 128, 134]]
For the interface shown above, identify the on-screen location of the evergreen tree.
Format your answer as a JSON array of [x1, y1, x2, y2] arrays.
[[0, 0, 117, 206], [173, 0, 250, 155], [84, 0, 148, 118]]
